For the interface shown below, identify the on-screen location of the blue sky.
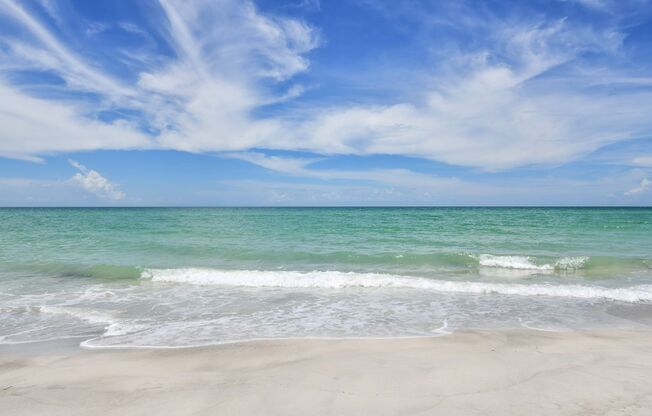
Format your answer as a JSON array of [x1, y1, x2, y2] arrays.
[[0, 0, 651, 206]]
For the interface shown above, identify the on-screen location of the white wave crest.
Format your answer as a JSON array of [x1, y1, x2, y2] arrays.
[[554, 256, 589, 270], [478, 254, 552, 270], [477, 254, 588, 271], [141, 268, 652, 303]]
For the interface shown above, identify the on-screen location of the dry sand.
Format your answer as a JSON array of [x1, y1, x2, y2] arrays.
[[2, 331, 652, 415]]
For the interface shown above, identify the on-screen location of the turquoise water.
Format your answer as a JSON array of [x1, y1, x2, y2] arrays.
[[1, 207, 652, 347]]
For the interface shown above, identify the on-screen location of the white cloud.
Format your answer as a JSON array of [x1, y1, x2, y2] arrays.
[[625, 178, 651, 196], [0, 83, 150, 159], [0, 0, 133, 97], [0, 0, 318, 156], [276, 18, 649, 170], [225, 152, 320, 175], [0, 175, 127, 206], [68, 160, 125, 200], [150, 0, 320, 150], [225, 152, 465, 190], [632, 156, 652, 167], [0, 0, 651, 172]]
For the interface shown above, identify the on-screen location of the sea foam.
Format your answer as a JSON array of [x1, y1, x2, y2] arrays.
[[39, 306, 140, 337], [141, 268, 652, 303], [476, 254, 589, 271]]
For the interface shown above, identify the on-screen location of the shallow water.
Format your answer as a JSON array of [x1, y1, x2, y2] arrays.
[[1, 207, 651, 347]]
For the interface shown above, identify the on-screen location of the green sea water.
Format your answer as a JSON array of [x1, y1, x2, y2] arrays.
[[1, 207, 652, 348]]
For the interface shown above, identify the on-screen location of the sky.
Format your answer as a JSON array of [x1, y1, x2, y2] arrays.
[[0, 0, 652, 206]]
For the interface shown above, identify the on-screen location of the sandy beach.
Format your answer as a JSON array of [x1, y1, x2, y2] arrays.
[[2, 331, 652, 415]]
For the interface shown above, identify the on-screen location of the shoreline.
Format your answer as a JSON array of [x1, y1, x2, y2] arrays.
[[5, 322, 649, 351], [2, 330, 652, 415]]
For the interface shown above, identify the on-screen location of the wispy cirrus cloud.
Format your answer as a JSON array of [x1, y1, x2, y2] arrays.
[[281, 15, 652, 170], [0, 0, 133, 96], [0, 0, 651, 174], [0, 0, 319, 156], [225, 151, 464, 190]]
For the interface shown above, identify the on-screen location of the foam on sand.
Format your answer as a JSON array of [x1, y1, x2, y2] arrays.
[[39, 306, 139, 337]]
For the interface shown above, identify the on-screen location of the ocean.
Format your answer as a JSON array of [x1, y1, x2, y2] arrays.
[[1, 207, 651, 348]]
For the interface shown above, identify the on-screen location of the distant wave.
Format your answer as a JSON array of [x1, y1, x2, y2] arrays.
[[141, 268, 652, 303], [476, 254, 589, 271], [2, 253, 649, 281]]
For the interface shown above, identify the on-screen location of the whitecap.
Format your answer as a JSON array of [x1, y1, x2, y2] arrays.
[[141, 268, 652, 303]]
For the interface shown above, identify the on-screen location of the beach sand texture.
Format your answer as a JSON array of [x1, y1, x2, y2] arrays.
[[2, 331, 652, 415]]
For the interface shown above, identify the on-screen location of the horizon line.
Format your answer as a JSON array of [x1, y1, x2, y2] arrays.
[[1, 205, 651, 209]]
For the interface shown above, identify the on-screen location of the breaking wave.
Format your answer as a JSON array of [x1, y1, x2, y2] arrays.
[[476, 254, 589, 271], [141, 268, 652, 303]]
